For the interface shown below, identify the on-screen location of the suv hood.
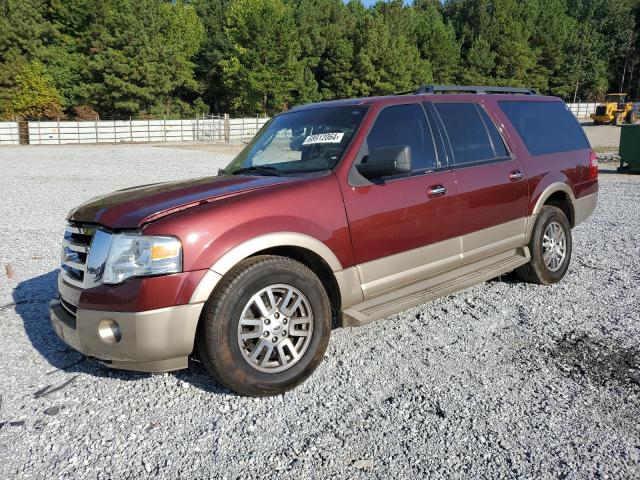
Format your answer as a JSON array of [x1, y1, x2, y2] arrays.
[[67, 175, 295, 229]]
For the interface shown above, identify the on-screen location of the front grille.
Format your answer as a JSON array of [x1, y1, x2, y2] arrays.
[[61, 225, 96, 288], [595, 106, 607, 115]]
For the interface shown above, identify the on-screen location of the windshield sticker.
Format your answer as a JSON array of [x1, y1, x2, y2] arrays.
[[302, 132, 344, 145]]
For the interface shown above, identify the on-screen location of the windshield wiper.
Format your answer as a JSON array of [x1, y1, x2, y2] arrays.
[[231, 165, 284, 176]]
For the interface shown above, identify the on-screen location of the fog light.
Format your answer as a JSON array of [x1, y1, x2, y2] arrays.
[[98, 318, 122, 344]]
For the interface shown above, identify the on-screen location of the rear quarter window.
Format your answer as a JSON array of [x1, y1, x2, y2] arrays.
[[498, 101, 589, 156]]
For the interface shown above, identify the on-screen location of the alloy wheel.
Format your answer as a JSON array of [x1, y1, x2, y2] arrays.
[[237, 284, 314, 373], [542, 221, 567, 272]]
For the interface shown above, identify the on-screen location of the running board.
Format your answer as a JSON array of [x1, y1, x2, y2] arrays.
[[341, 247, 530, 327]]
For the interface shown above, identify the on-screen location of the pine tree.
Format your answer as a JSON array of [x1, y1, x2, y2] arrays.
[[413, 0, 460, 84], [77, 0, 204, 117], [0, 0, 61, 118], [221, 0, 305, 114]]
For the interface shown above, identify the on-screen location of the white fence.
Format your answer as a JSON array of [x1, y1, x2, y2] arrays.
[[194, 115, 269, 143], [567, 101, 640, 118], [0, 122, 19, 145], [566, 102, 598, 118], [9, 100, 639, 146], [27, 116, 270, 145]]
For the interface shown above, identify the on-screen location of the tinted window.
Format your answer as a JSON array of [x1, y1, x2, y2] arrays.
[[478, 107, 508, 157], [499, 101, 590, 156], [366, 104, 437, 171], [435, 103, 496, 164]]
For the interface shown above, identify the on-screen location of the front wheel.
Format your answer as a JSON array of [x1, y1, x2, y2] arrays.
[[613, 113, 624, 126], [516, 206, 572, 285], [197, 255, 332, 396]]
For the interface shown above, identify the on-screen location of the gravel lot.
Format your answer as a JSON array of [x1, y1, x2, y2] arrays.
[[0, 143, 639, 479], [580, 121, 621, 151]]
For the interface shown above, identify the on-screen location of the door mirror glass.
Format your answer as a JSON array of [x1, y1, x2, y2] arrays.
[[356, 145, 412, 178]]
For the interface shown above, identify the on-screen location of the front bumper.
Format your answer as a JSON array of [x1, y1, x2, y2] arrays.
[[49, 299, 203, 372]]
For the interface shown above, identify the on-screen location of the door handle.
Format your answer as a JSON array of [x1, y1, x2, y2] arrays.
[[427, 185, 447, 197], [509, 170, 524, 181]]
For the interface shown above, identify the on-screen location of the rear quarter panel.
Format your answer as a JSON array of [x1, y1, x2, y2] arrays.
[[484, 97, 598, 216]]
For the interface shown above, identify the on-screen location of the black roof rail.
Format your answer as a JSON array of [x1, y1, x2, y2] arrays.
[[414, 85, 538, 95]]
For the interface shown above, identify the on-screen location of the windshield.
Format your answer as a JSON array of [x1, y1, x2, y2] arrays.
[[225, 105, 368, 175]]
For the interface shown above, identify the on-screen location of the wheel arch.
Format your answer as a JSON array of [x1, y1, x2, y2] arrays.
[[532, 182, 576, 227], [189, 233, 349, 315]]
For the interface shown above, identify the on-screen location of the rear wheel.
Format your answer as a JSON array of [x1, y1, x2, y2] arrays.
[[197, 255, 332, 396], [516, 206, 572, 285], [626, 111, 638, 124]]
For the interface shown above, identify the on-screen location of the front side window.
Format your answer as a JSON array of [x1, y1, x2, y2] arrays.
[[365, 103, 437, 172], [225, 105, 367, 175], [434, 102, 508, 165]]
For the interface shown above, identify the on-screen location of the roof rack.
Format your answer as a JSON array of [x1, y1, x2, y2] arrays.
[[414, 85, 538, 95]]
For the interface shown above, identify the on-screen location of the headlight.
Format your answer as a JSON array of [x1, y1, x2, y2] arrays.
[[103, 234, 182, 285]]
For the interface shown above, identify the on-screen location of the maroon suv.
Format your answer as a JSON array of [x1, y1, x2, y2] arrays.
[[50, 85, 598, 396]]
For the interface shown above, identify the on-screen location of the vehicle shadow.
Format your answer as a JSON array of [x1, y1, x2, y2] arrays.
[[12, 270, 232, 395]]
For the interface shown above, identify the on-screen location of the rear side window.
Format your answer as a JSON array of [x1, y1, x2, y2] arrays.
[[434, 103, 508, 165], [366, 103, 437, 171], [498, 101, 589, 156]]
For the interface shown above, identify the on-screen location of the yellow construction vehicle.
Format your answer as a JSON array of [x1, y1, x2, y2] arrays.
[[591, 93, 638, 126]]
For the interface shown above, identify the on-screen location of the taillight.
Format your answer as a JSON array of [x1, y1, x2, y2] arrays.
[[589, 150, 598, 179]]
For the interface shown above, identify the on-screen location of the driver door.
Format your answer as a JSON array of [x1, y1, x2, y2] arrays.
[[340, 103, 459, 299]]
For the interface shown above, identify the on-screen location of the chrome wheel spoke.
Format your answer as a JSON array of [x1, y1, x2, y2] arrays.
[[280, 287, 294, 310], [240, 330, 262, 341], [290, 316, 311, 327], [283, 339, 299, 360], [253, 295, 271, 318], [260, 344, 274, 367], [266, 288, 277, 311], [277, 342, 290, 366], [249, 339, 269, 362], [283, 295, 303, 317], [240, 318, 262, 327]]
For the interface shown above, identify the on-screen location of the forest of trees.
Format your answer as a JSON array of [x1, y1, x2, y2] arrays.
[[1, 0, 639, 120]]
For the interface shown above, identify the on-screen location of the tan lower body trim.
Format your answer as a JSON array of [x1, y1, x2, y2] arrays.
[[573, 192, 598, 227], [356, 217, 528, 300]]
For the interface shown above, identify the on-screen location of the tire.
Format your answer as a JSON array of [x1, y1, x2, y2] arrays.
[[515, 206, 572, 285], [626, 111, 639, 124], [613, 113, 623, 126], [197, 255, 332, 396]]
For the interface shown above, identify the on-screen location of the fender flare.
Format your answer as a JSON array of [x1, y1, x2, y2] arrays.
[[526, 182, 576, 241], [189, 232, 344, 303], [531, 182, 576, 217]]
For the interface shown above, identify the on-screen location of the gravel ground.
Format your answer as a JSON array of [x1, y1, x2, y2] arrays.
[[0, 144, 639, 479], [580, 121, 622, 151]]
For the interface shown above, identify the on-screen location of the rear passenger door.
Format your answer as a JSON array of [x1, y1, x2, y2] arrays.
[[342, 102, 458, 299], [428, 101, 528, 261]]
